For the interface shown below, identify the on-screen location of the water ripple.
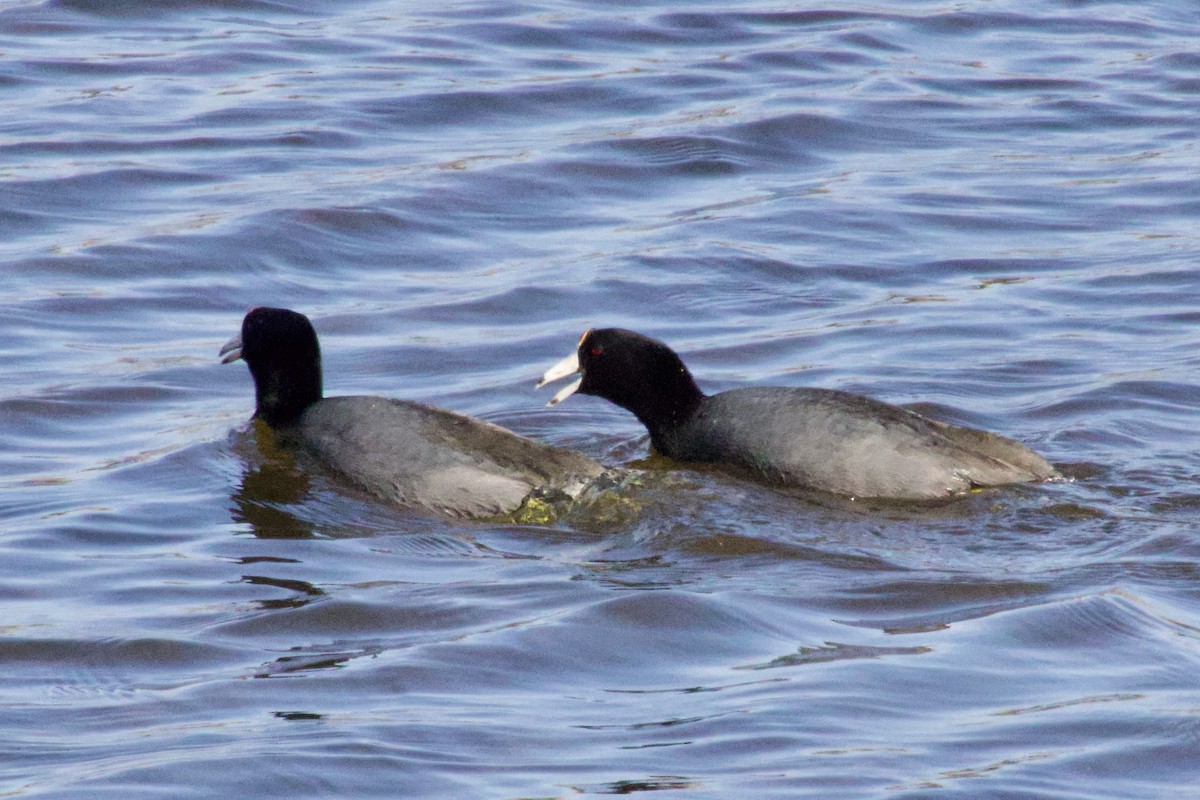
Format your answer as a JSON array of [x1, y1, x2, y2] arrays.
[[2, 1, 1199, 798]]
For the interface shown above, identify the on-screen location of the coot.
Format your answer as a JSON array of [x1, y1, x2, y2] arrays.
[[538, 328, 1058, 500], [222, 308, 604, 518]]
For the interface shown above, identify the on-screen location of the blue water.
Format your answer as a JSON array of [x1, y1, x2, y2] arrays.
[[3, 1, 1200, 797]]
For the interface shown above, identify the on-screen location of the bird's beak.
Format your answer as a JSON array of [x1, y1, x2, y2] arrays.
[[536, 349, 582, 407], [218, 332, 243, 364]]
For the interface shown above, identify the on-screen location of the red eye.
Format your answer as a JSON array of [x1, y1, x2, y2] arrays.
[[590, 346, 603, 357]]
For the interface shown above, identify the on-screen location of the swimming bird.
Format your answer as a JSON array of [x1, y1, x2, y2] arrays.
[[538, 328, 1058, 500], [221, 307, 604, 518]]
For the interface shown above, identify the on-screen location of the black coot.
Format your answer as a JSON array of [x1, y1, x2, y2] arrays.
[[538, 328, 1058, 500], [222, 308, 604, 518]]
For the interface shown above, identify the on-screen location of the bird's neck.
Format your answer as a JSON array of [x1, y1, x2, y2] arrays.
[[630, 369, 705, 441], [254, 366, 322, 427]]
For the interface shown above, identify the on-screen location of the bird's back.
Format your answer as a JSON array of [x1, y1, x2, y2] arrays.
[[294, 396, 605, 517], [659, 387, 1056, 500]]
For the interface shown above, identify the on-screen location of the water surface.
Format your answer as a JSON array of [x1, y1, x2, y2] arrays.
[[3, 1, 1200, 797]]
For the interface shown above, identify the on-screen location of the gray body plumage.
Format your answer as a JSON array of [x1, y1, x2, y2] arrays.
[[289, 396, 605, 518], [656, 387, 1058, 499]]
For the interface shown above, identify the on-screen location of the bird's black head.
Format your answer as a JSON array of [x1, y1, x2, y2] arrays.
[[574, 328, 704, 433], [221, 307, 323, 427]]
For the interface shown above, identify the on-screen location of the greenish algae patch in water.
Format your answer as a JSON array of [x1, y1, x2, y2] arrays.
[[502, 469, 647, 530], [507, 492, 561, 525]]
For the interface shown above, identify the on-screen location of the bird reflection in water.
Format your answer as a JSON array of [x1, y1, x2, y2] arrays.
[[229, 418, 319, 539]]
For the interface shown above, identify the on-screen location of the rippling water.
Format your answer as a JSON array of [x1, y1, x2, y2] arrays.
[[3, 1, 1200, 797]]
